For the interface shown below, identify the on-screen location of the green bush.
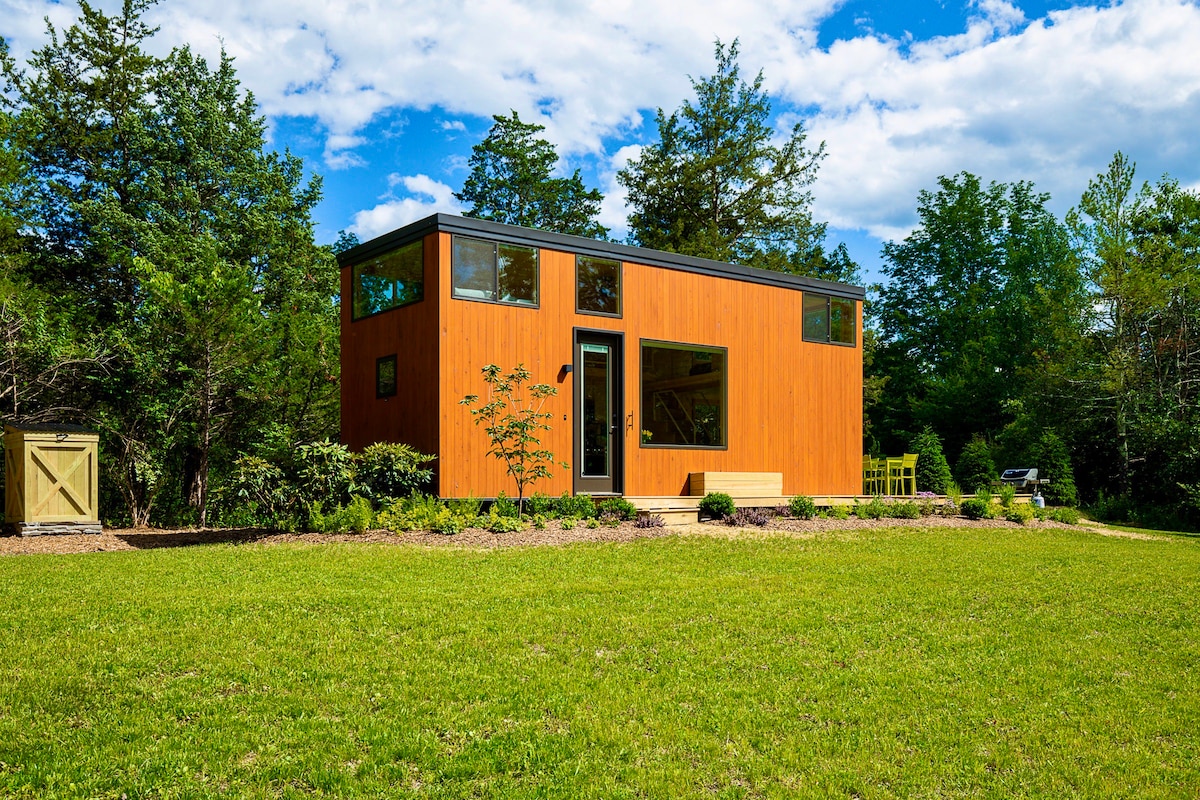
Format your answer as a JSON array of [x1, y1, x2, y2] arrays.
[[559, 516, 577, 530], [355, 442, 435, 502], [960, 498, 990, 520], [909, 426, 953, 494], [554, 492, 596, 520], [447, 496, 483, 520], [998, 483, 1017, 508], [308, 495, 375, 534], [596, 497, 638, 521], [699, 492, 736, 520], [955, 436, 996, 495], [378, 494, 450, 533], [856, 497, 888, 519], [788, 495, 817, 519], [487, 513, 524, 533], [889, 500, 920, 519], [525, 492, 556, 517], [294, 439, 357, 509], [1004, 503, 1035, 525], [1049, 506, 1081, 525], [828, 504, 850, 520], [492, 493, 519, 518], [225, 454, 291, 528], [1033, 430, 1078, 508]]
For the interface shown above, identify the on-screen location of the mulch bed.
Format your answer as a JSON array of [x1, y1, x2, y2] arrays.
[[0, 514, 1116, 557]]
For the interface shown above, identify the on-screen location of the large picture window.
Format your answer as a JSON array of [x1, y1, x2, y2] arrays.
[[640, 341, 727, 448], [452, 236, 538, 306], [352, 239, 423, 320], [802, 293, 857, 346], [576, 255, 621, 316]]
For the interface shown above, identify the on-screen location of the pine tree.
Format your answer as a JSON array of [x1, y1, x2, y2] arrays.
[[456, 111, 606, 239]]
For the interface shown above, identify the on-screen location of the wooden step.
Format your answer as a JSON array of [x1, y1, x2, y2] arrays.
[[688, 472, 783, 497]]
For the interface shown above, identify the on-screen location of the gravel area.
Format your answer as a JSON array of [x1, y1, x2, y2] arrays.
[[0, 513, 1136, 557]]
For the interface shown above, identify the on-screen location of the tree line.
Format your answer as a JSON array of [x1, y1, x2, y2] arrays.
[[2, 6, 1197, 529]]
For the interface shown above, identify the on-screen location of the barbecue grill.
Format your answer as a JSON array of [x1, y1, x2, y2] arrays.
[[1000, 467, 1050, 492]]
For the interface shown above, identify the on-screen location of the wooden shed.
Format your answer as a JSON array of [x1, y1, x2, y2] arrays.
[[4, 424, 102, 535], [338, 214, 864, 501]]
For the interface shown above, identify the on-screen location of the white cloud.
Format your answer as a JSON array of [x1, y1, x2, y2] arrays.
[[349, 174, 465, 240], [3, 0, 1200, 245]]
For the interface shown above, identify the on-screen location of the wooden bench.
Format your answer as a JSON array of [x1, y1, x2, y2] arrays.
[[688, 472, 783, 497]]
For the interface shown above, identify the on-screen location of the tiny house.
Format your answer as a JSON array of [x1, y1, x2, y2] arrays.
[[338, 214, 864, 499]]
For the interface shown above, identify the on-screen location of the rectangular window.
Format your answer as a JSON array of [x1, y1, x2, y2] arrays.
[[802, 292, 857, 346], [376, 355, 397, 398], [576, 255, 621, 316], [640, 341, 727, 448], [452, 236, 538, 306], [352, 239, 423, 320]]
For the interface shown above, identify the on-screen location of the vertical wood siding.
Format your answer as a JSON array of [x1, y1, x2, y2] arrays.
[[343, 230, 862, 499], [339, 233, 441, 476]]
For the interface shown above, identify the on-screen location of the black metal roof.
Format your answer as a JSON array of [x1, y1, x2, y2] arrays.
[[336, 213, 865, 301]]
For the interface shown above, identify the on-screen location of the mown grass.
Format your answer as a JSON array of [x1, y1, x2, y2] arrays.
[[1, 526, 1197, 798]]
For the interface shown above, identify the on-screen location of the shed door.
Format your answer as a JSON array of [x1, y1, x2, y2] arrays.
[[574, 331, 623, 495]]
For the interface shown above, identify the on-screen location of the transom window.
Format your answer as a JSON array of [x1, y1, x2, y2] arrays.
[[452, 236, 538, 306], [576, 255, 621, 316], [351, 239, 423, 320], [802, 293, 857, 346], [640, 341, 727, 448]]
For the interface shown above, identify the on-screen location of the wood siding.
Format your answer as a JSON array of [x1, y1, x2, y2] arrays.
[[4, 429, 99, 524], [339, 233, 441, 479], [342, 228, 862, 499]]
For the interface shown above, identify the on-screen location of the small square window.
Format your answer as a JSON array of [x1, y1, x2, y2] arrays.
[[802, 292, 856, 346], [376, 355, 397, 398], [576, 256, 621, 316]]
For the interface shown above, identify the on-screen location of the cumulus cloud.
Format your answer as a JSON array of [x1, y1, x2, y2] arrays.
[[3, 0, 1199, 245], [349, 174, 465, 240]]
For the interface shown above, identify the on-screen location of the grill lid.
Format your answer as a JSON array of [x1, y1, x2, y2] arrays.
[[1001, 468, 1038, 482]]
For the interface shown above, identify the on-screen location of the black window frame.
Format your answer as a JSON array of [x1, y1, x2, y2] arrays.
[[639, 339, 729, 451], [802, 292, 857, 346], [575, 255, 622, 317], [376, 354, 397, 398], [351, 239, 424, 321], [451, 234, 539, 308]]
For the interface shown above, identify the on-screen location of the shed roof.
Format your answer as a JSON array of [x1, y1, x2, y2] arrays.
[[337, 213, 865, 301]]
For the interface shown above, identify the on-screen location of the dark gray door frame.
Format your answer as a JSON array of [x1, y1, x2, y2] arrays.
[[572, 327, 624, 495]]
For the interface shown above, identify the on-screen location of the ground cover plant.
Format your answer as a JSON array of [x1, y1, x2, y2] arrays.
[[2, 527, 1198, 798]]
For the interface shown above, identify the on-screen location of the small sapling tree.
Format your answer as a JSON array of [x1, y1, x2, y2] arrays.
[[460, 364, 565, 516]]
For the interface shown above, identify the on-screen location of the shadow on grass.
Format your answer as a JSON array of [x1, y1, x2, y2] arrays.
[[114, 527, 278, 549]]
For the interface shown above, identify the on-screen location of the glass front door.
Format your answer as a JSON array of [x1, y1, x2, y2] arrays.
[[581, 343, 611, 478], [574, 331, 623, 494]]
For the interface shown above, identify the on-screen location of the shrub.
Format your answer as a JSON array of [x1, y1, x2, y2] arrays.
[[1033, 430, 1078, 508], [889, 500, 920, 519], [955, 436, 996, 495], [559, 516, 577, 530], [960, 498, 990, 520], [1004, 503, 1035, 525], [856, 497, 888, 519], [596, 497, 638, 521], [788, 495, 817, 519], [295, 439, 357, 509], [355, 442, 435, 502], [554, 492, 596, 520], [447, 496, 483, 520], [635, 514, 666, 528], [998, 483, 1017, 509], [1049, 506, 1081, 525], [945, 482, 963, 507], [492, 493, 519, 518], [916, 491, 937, 517], [909, 426, 953, 494], [828, 504, 850, 520], [699, 492, 735, 520], [586, 518, 600, 529], [488, 513, 524, 533], [225, 454, 291, 527], [378, 494, 445, 532], [308, 495, 375, 534], [532, 514, 547, 530], [525, 492, 556, 517], [725, 508, 769, 527]]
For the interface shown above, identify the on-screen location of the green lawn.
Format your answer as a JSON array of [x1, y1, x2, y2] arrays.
[[1, 527, 1197, 799]]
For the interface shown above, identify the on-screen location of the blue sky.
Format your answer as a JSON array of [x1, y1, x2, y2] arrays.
[[3, 0, 1200, 284]]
